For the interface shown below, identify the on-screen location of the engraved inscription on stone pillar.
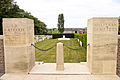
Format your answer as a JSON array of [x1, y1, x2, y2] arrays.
[[3, 18, 35, 73], [87, 17, 118, 75]]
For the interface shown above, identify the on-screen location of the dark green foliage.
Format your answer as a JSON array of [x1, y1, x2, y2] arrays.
[[35, 33, 52, 35], [0, 18, 2, 34], [35, 33, 74, 38], [74, 33, 87, 47], [57, 14, 64, 33], [52, 33, 74, 39], [118, 25, 120, 34], [0, 0, 47, 35]]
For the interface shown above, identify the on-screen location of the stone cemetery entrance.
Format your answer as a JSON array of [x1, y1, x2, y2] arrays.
[[1, 17, 119, 75], [30, 39, 89, 75]]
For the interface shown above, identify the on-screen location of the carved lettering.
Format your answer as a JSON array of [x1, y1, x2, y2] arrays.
[[94, 23, 117, 32], [5, 28, 24, 32]]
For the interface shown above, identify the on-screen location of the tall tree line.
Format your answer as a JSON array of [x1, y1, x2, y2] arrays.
[[0, 0, 47, 35]]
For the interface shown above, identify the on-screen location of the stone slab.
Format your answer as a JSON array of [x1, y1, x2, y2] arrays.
[[58, 38, 70, 40], [29, 62, 90, 75], [1, 74, 120, 80]]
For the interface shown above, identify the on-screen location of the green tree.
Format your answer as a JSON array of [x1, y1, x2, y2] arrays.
[[0, 0, 47, 35], [0, 0, 14, 34], [57, 13, 64, 33]]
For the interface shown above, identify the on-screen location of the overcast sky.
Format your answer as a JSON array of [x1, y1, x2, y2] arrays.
[[15, 0, 120, 28]]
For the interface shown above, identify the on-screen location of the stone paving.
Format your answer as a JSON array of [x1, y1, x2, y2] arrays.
[[1, 74, 120, 80], [0, 73, 4, 77], [1, 62, 120, 80], [29, 62, 90, 75]]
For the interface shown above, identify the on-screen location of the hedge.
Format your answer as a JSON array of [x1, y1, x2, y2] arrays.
[[35, 33, 87, 46], [52, 33, 74, 39], [35, 33, 74, 39], [74, 33, 87, 47], [35, 34, 53, 35]]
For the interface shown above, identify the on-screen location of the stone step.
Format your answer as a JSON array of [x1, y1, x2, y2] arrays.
[[29, 62, 91, 75]]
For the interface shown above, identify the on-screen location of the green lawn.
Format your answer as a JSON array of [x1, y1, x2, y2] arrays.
[[35, 38, 87, 63]]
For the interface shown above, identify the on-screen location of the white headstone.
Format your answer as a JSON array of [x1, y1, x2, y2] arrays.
[[63, 35, 65, 38], [79, 41, 82, 47]]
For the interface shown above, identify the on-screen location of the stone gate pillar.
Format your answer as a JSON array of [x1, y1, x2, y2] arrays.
[[87, 17, 118, 74], [3, 18, 35, 73]]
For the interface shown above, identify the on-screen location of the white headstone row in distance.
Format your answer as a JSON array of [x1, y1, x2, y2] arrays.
[[35, 35, 52, 43]]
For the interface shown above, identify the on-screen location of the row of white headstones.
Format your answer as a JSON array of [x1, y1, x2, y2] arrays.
[[35, 35, 82, 46], [35, 35, 52, 43]]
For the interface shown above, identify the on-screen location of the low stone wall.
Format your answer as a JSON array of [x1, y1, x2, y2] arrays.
[[117, 36, 120, 77], [0, 35, 5, 76]]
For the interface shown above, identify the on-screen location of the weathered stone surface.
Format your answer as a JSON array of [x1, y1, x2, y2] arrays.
[[117, 36, 120, 77], [0, 38, 5, 76], [3, 18, 35, 73], [0, 35, 4, 39], [56, 42, 64, 70], [87, 17, 118, 74], [1, 74, 120, 80]]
